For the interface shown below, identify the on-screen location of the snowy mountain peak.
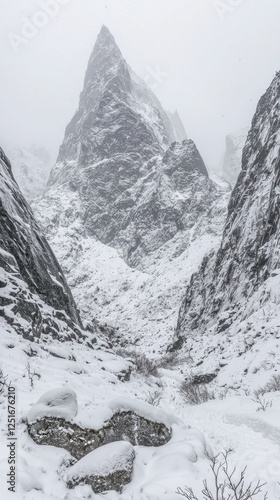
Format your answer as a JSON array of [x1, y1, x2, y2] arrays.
[[34, 27, 228, 349], [83, 24, 131, 97], [52, 26, 187, 179]]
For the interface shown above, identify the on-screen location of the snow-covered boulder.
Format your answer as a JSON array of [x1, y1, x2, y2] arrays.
[[27, 392, 173, 459], [108, 397, 182, 427], [102, 408, 172, 448], [27, 388, 78, 423], [65, 441, 135, 492]]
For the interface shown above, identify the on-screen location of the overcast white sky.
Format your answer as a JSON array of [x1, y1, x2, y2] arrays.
[[1, 0, 280, 169]]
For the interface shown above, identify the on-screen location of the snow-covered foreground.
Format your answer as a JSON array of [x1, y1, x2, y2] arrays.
[[1, 321, 280, 499]]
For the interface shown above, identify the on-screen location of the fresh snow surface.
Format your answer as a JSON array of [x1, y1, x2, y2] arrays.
[[27, 388, 78, 424], [178, 268, 280, 392], [65, 441, 134, 480], [1, 318, 280, 499], [107, 397, 183, 427]]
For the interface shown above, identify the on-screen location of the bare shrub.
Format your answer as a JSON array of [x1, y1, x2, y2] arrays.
[[254, 373, 280, 398], [176, 450, 268, 500], [133, 354, 159, 377], [180, 376, 215, 405], [115, 349, 159, 377], [263, 374, 280, 392], [156, 351, 193, 370], [252, 392, 272, 412], [26, 363, 41, 388], [146, 389, 162, 406]]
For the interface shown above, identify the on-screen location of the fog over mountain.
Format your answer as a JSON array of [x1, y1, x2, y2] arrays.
[[1, 0, 280, 168]]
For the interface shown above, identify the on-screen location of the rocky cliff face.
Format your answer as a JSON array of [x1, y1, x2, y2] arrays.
[[222, 128, 248, 188], [174, 72, 280, 385], [34, 26, 228, 349], [0, 147, 82, 341]]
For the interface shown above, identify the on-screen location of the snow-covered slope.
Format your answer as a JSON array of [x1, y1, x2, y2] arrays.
[[174, 71, 280, 386], [4, 145, 51, 202], [1, 307, 280, 499], [222, 128, 249, 188], [34, 26, 229, 349], [0, 147, 82, 341]]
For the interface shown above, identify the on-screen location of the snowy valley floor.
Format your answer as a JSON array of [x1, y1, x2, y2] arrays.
[[1, 322, 280, 500]]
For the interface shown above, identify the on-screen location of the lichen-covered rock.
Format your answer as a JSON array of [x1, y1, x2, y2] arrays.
[[65, 441, 135, 492]]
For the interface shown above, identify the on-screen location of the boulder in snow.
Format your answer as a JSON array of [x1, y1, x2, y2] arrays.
[[65, 441, 135, 492], [27, 393, 173, 459], [27, 388, 78, 423]]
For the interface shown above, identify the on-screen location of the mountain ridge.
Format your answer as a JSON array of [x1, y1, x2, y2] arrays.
[[173, 71, 280, 387]]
